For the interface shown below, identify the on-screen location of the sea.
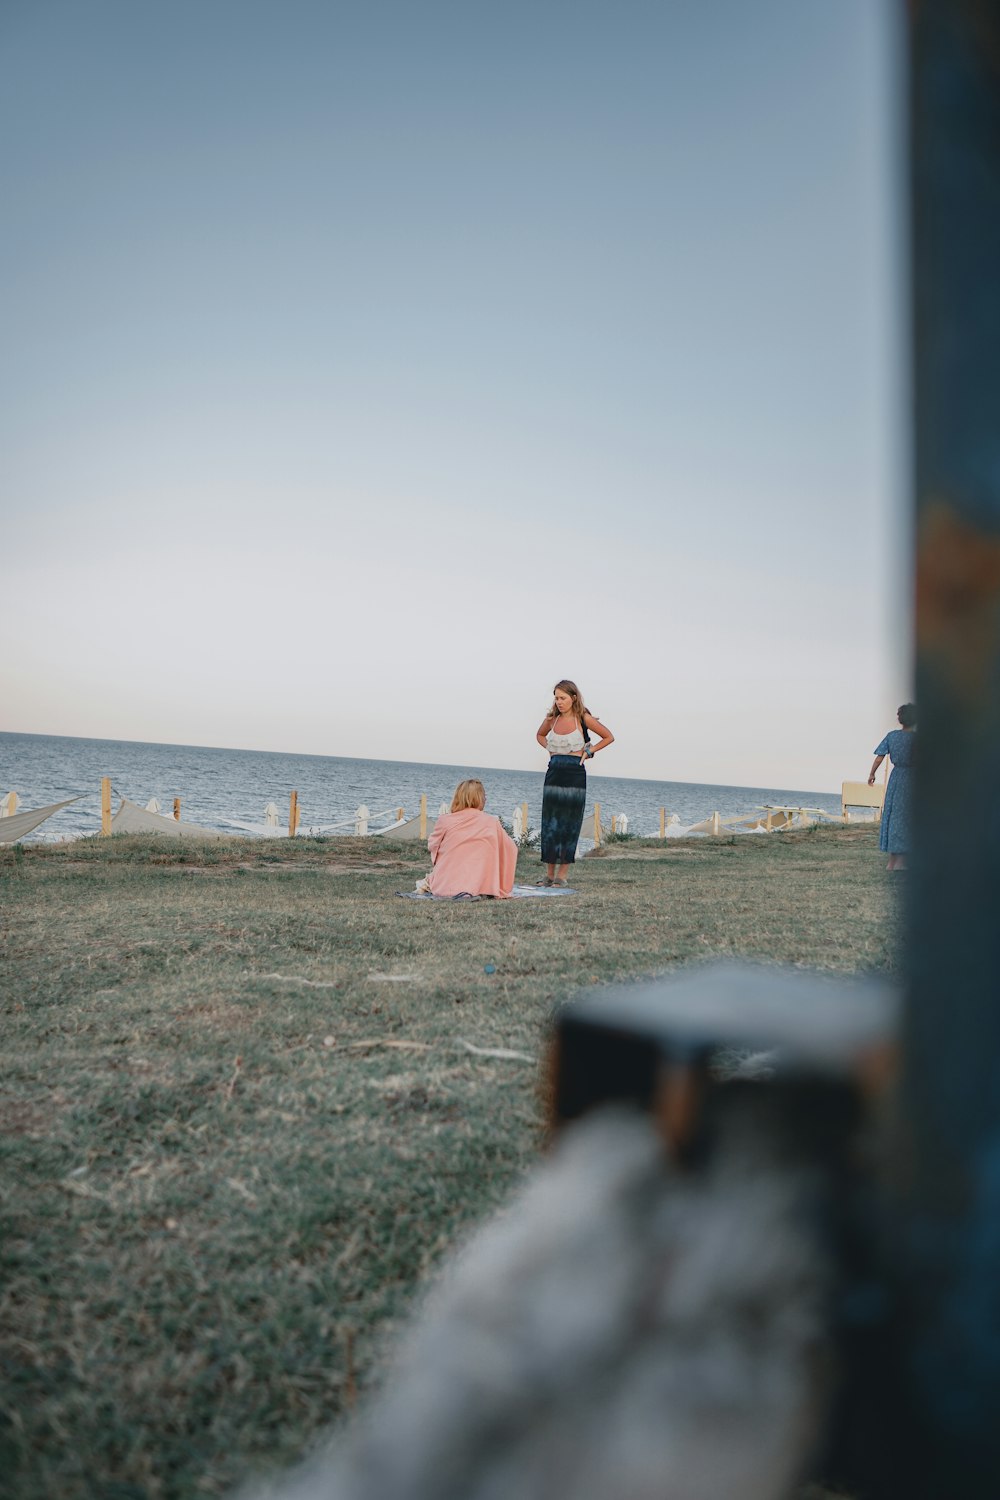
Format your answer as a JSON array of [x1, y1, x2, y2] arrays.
[[0, 732, 845, 846]]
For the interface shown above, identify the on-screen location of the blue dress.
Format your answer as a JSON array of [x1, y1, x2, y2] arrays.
[[541, 756, 587, 864], [874, 729, 915, 854]]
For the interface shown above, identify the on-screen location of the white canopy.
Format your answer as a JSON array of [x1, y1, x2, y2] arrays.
[[374, 813, 439, 840], [0, 797, 81, 843], [109, 798, 222, 840]]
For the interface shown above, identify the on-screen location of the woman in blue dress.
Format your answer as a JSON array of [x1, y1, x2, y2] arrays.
[[869, 703, 916, 870]]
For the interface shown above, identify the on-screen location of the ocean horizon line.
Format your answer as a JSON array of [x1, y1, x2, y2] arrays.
[[0, 729, 836, 801]]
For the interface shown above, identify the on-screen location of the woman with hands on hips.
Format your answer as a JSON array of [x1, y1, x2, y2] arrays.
[[536, 679, 614, 886]]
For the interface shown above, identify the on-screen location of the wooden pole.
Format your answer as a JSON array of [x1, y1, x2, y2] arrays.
[[659, 807, 665, 839], [611, 815, 617, 835], [419, 794, 427, 840], [593, 802, 601, 845], [521, 800, 528, 834], [397, 806, 405, 823], [101, 777, 111, 836], [173, 797, 181, 821], [289, 790, 299, 837]]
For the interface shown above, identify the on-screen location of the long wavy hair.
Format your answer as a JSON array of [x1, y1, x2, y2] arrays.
[[548, 679, 589, 726], [451, 778, 486, 812]]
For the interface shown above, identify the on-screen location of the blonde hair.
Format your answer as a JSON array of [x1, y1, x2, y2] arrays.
[[451, 778, 486, 812], [549, 678, 588, 725]]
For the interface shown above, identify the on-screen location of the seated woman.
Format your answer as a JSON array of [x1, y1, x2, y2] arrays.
[[424, 779, 518, 898]]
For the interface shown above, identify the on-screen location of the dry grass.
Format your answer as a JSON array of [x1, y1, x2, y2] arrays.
[[0, 826, 899, 1499]]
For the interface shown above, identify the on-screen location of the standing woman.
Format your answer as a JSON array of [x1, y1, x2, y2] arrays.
[[869, 703, 916, 871], [536, 679, 614, 885]]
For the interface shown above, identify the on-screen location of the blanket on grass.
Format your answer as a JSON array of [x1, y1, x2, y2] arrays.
[[397, 883, 578, 901]]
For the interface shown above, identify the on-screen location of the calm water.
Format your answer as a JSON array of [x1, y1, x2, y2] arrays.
[[0, 732, 844, 844]]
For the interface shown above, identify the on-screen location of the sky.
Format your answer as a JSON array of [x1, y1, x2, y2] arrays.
[[0, 0, 908, 792]]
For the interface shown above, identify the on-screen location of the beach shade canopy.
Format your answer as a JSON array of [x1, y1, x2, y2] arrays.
[[109, 798, 222, 840], [0, 796, 80, 843], [688, 812, 724, 835], [375, 812, 440, 840]]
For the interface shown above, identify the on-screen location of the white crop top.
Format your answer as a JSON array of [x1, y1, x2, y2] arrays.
[[546, 724, 585, 754]]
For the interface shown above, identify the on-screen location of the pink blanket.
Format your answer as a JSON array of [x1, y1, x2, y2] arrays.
[[427, 809, 518, 899]]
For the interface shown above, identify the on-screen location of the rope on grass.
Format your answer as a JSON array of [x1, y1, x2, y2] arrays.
[[456, 1039, 534, 1063], [321, 1038, 534, 1060], [223, 1055, 242, 1102], [248, 972, 340, 989], [345, 1039, 434, 1052]]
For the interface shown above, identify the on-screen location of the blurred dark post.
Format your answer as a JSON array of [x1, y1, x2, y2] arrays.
[[896, 0, 1000, 1490]]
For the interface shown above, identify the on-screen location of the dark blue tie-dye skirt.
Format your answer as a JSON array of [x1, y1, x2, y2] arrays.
[[541, 755, 587, 864]]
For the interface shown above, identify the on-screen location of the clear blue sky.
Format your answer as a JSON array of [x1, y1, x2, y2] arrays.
[[0, 0, 907, 790]]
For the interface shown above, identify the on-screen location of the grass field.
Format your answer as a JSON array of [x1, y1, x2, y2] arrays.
[[0, 825, 899, 1500]]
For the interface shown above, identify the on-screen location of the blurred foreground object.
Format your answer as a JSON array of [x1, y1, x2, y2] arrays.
[[247, 1103, 834, 1500], [247, 963, 894, 1500], [892, 0, 1000, 1491]]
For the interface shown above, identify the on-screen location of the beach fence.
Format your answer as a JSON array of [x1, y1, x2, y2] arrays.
[[295, 799, 412, 838], [91, 783, 411, 840], [288, 795, 642, 845], [284, 797, 641, 845], [74, 762, 696, 845], [83, 777, 811, 845], [79, 780, 843, 845], [87, 784, 716, 845], [283, 794, 643, 845]]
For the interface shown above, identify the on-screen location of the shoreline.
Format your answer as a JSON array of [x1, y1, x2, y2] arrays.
[[0, 728, 841, 800]]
